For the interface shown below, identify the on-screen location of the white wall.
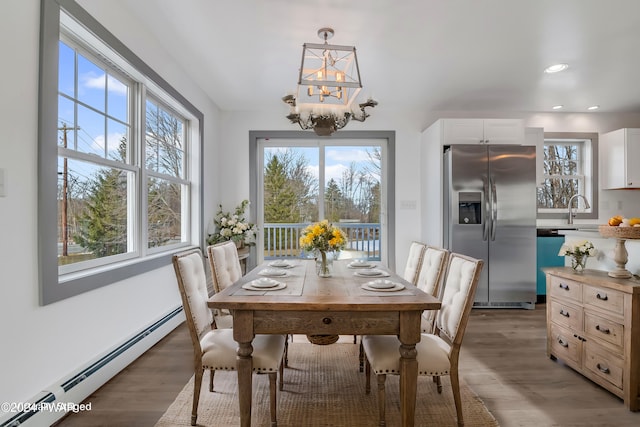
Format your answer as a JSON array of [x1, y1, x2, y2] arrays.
[[0, 0, 220, 406]]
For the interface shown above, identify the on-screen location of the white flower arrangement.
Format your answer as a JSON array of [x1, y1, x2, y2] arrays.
[[557, 240, 597, 258], [558, 240, 596, 271], [207, 200, 257, 246]]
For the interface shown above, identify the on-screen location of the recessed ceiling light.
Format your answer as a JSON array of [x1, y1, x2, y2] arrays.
[[587, 105, 600, 110], [552, 105, 564, 110], [544, 63, 569, 73]]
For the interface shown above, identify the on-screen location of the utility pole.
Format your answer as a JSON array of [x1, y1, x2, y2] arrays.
[[58, 124, 79, 257]]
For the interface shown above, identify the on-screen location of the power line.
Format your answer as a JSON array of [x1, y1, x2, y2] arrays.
[[58, 123, 80, 257]]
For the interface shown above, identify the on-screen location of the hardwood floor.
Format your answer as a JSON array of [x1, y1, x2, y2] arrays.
[[56, 305, 640, 426]]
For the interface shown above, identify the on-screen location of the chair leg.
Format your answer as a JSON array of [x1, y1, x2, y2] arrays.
[[192, 369, 203, 426], [209, 369, 214, 392], [377, 373, 387, 427], [365, 357, 371, 394], [279, 358, 284, 391], [450, 370, 464, 426], [284, 335, 289, 368], [353, 334, 357, 344], [435, 375, 442, 393], [359, 341, 365, 372], [269, 372, 278, 427]]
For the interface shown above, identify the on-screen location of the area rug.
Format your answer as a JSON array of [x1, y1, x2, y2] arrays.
[[155, 340, 498, 427]]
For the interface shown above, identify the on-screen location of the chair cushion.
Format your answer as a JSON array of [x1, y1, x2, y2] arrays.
[[201, 328, 285, 372], [208, 242, 242, 293], [176, 252, 213, 337], [416, 247, 446, 295], [437, 256, 477, 341], [403, 242, 426, 284], [362, 334, 451, 376]]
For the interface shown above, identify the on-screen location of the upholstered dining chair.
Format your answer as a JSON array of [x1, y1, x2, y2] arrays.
[[208, 241, 290, 366], [173, 248, 286, 426], [363, 253, 484, 427], [358, 245, 449, 372], [416, 246, 449, 333], [403, 241, 427, 284]]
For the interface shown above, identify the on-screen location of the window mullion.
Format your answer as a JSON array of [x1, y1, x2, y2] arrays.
[[137, 84, 148, 256]]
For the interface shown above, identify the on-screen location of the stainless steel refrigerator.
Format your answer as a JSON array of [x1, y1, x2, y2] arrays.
[[443, 145, 536, 308]]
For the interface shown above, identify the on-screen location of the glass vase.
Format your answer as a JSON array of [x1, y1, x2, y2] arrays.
[[571, 254, 587, 272], [315, 250, 334, 278]]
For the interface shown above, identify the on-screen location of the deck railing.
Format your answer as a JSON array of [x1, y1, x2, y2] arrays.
[[263, 222, 381, 260]]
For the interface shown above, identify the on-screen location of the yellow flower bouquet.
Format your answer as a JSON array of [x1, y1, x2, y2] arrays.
[[299, 220, 347, 277]]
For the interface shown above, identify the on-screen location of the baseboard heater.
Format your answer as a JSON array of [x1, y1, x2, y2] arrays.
[[0, 306, 184, 427]]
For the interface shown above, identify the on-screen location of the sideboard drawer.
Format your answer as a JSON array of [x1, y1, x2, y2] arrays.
[[549, 276, 582, 303], [550, 323, 581, 367], [584, 341, 624, 390], [584, 311, 624, 351], [550, 300, 583, 331], [583, 285, 624, 316]]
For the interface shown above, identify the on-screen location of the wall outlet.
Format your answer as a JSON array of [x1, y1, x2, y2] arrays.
[[617, 200, 624, 211], [400, 200, 417, 210]]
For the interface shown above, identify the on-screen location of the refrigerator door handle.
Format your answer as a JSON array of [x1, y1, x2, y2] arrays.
[[483, 176, 490, 241], [490, 177, 497, 241]]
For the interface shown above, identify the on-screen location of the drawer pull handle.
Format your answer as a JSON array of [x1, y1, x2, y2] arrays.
[[596, 363, 610, 374], [596, 293, 608, 301], [322, 317, 332, 325], [559, 309, 570, 317], [557, 337, 569, 347], [596, 325, 610, 334], [559, 283, 570, 291]]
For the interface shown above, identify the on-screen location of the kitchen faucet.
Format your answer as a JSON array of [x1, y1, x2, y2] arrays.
[[567, 194, 590, 224]]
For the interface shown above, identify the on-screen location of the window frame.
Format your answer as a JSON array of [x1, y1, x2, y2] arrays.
[[537, 132, 598, 220], [39, 0, 204, 305]]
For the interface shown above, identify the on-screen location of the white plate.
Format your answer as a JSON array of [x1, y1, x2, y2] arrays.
[[268, 260, 294, 268], [366, 279, 396, 289], [250, 278, 280, 288], [259, 268, 288, 277], [348, 260, 374, 269], [361, 283, 405, 292], [243, 282, 287, 291], [354, 269, 389, 278]]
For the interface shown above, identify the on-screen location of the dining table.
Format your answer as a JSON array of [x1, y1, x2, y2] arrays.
[[207, 258, 441, 427]]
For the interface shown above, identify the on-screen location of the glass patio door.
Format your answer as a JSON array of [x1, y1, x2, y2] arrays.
[[256, 137, 388, 264]]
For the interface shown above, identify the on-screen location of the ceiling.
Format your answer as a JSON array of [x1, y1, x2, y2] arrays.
[[110, 0, 640, 115]]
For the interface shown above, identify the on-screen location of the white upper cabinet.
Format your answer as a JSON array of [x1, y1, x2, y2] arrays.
[[600, 128, 640, 189], [442, 118, 524, 145]]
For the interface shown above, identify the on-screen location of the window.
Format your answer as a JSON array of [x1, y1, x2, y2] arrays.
[[250, 131, 396, 270], [537, 132, 598, 220], [39, 0, 203, 304]]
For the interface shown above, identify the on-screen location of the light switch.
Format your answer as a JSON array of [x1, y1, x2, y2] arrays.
[[0, 168, 5, 197]]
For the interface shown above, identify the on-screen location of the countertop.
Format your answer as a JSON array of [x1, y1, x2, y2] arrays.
[[536, 224, 600, 236]]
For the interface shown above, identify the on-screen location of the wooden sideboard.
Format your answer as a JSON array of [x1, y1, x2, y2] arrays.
[[544, 267, 640, 411]]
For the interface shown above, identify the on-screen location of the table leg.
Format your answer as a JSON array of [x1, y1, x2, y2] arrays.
[[398, 311, 421, 427], [237, 340, 253, 427], [399, 343, 418, 427], [234, 311, 254, 427]]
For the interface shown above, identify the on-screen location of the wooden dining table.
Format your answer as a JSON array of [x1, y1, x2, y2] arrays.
[[207, 258, 441, 427]]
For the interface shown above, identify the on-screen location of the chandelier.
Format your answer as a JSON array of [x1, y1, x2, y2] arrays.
[[282, 28, 377, 136]]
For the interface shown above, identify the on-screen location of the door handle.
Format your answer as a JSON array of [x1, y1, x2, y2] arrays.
[[490, 177, 497, 241], [482, 176, 490, 241]]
